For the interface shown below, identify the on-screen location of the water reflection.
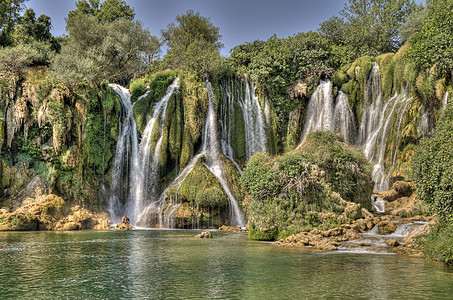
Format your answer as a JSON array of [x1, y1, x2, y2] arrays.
[[1, 230, 453, 299]]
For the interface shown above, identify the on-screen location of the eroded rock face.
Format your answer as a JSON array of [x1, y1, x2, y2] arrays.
[[116, 223, 132, 230]]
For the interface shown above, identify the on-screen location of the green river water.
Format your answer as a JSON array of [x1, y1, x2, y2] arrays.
[[1, 229, 452, 299]]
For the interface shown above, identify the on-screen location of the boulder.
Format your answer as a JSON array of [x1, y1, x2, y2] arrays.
[[195, 231, 213, 238], [378, 221, 398, 235], [392, 181, 415, 197], [311, 240, 338, 251], [344, 229, 362, 240], [385, 239, 400, 247], [380, 189, 399, 202], [116, 223, 132, 230], [322, 227, 343, 237]]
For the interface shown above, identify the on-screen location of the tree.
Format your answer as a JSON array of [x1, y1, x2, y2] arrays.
[[319, 0, 416, 63], [0, 0, 27, 46], [68, 0, 134, 24], [398, 3, 428, 44], [408, 0, 453, 76], [161, 10, 223, 76], [52, 13, 160, 84]]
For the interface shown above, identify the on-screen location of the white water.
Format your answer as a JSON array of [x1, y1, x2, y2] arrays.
[[300, 80, 335, 143], [108, 79, 179, 225], [141, 81, 247, 228], [241, 76, 268, 159], [371, 196, 386, 213], [443, 92, 449, 110], [334, 91, 357, 144]]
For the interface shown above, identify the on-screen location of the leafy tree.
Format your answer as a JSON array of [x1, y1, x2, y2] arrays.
[[52, 13, 160, 84], [68, 0, 134, 24], [408, 0, 453, 76], [0, 0, 27, 46], [161, 10, 223, 77], [319, 0, 416, 63], [398, 3, 428, 44]]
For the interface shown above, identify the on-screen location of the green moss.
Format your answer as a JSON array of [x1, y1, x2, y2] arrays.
[[231, 101, 246, 164], [180, 128, 192, 169], [331, 70, 348, 89], [249, 224, 279, 241], [170, 160, 228, 208], [416, 70, 437, 103], [377, 53, 395, 101]]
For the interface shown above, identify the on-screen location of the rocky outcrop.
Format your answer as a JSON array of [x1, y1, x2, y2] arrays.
[[116, 223, 132, 230], [0, 192, 111, 231], [195, 231, 213, 238]]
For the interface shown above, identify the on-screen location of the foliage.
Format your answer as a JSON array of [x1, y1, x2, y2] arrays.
[[0, 43, 49, 75], [408, 0, 453, 76], [411, 94, 453, 221], [421, 223, 453, 265], [52, 12, 160, 85], [161, 10, 222, 77], [68, 0, 134, 24], [0, 0, 27, 46], [319, 0, 416, 64], [241, 131, 372, 240]]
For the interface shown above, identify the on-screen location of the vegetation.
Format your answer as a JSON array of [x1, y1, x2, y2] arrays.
[[241, 132, 372, 240], [161, 10, 222, 78]]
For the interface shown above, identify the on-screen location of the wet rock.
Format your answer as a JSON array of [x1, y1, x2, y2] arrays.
[[344, 229, 362, 240], [378, 221, 398, 235], [392, 181, 415, 197], [322, 227, 344, 237], [402, 221, 434, 245], [380, 189, 399, 202], [195, 231, 213, 238], [116, 223, 132, 230], [385, 239, 400, 247], [311, 240, 338, 251]]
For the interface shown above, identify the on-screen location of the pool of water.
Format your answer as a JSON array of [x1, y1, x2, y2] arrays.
[[1, 230, 452, 299]]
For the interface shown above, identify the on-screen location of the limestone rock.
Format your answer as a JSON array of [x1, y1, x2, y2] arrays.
[[380, 189, 399, 202], [344, 229, 362, 240], [385, 239, 400, 247], [116, 223, 132, 230], [378, 221, 398, 235], [311, 240, 338, 251], [392, 181, 415, 196], [195, 231, 213, 238]]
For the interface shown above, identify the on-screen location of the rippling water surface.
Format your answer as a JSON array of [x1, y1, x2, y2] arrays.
[[1, 230, 453, 299]]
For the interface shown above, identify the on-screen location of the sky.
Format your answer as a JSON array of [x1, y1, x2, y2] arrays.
[[26, 0, 421, 56]]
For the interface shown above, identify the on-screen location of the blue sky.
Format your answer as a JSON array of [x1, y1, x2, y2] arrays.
[[26, 0, 423, 56]]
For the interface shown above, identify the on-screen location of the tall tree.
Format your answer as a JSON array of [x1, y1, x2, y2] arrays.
[[53, 12, 159, 84], [161, 10, 223, 77], [0, 0, 27, 46]]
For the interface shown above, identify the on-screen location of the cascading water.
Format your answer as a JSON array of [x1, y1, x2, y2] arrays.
[[334, 91, 357, 144], [300, 80, 335, 143], [297, 64, 417, 191], [108, 79, 179, 225], [443, 92, 449, 110], [241, 76, 268, 159]]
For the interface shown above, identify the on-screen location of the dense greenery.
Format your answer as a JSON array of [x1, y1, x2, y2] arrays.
[[411, 94, 453, 221], [408, 0, 453, 76], [241, 131, 372, 240], [319, 0, 416, 65], [52, 9, 160, 85], [161, 10, 223, 78]]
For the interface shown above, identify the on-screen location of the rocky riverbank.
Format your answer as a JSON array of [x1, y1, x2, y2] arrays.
[[0, 189, 111, 231], [274, 181, 434, 257]]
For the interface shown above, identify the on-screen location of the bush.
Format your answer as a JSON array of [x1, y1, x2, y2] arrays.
[[422, 224, 453, 265], [411, 94, 453, 220]]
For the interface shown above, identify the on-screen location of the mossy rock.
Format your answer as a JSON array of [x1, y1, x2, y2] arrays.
[[248, 224, 279, 241]]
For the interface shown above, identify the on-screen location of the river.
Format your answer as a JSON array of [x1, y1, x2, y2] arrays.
[[1, 230, 452, 299]]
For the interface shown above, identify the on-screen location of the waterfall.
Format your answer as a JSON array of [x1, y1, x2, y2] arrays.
[[108, 79, 179, 225], [334, 91, 357, 144], [141, 81, 248, 228], [300, 80, 335, 143], [241, 76, 268, 159], [443, 92, 449, 110], [296, 64, 417, 191]]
